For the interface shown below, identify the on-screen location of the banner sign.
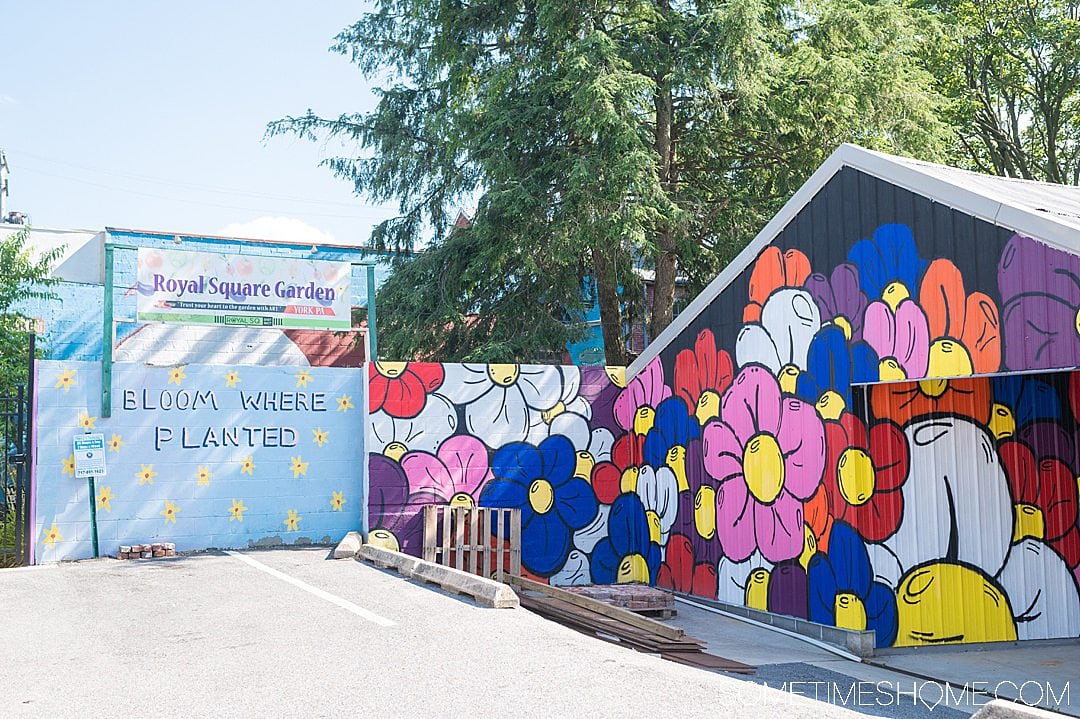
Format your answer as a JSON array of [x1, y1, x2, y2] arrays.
[[136, 248, 352, 330]]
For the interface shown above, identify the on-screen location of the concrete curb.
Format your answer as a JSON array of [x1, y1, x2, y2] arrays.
[[331, 531, 363, 559], [972, 700, 1064, 718], [357, 544, 519, 609]]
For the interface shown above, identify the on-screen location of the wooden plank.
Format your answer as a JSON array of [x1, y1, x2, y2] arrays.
[[482, 509, 492, 579], [509, 508, 521, 577], [440, 505, 452, 567], [495, 508, 505, 583], [468, 506, 479, 574], [454, 506, 465, 570], [421, 505, 437, 564], [660, 651, 755, 675]]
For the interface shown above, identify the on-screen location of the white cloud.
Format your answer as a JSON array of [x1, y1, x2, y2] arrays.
[[0, 94, 16, 105], [216, 216, 343, 247]]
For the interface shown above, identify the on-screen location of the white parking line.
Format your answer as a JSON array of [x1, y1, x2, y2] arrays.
[[225, 550, 396, 627]]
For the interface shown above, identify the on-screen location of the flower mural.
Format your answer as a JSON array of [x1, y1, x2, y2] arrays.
[[795, 324, 878, 419], [919, 259, 1000, 376], [743, 246, 812, 323], [613, 357, 671, 435], [368, 362, 445, 418], [674, 329, 734, 424], [590, 493, 662, 585]]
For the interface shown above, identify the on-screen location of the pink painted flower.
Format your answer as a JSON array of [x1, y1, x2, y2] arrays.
[[702, 365, 826, 563], [400, 434, 492, 506], [613, 356, 672, 435], [863, 298, 929, 381]]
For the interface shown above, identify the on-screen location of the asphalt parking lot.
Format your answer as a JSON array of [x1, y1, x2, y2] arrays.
[[0, 548, 861, 719]]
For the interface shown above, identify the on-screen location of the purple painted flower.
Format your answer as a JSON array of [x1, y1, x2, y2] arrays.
[[613, 357, 672, 435], [579, 366, 622, 433], [367, 454, 424, 554], [805, 263, 868, 342], [999, 233, 1080, 370]]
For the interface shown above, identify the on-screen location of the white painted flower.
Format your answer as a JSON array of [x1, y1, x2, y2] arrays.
[[574, 504, 610, 555], [997, 539, 1080, 641], [716, 551, 773, 608], [865, 542, 903, 590], [635, 465, 679, 547], [370, 393, 457, 458], [735, 289, 821, 375], [549, 549, 591, 586], [441, 364, 580, 447]]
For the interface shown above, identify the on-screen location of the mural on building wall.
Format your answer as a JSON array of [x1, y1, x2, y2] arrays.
[[33, 360, 365, 562]]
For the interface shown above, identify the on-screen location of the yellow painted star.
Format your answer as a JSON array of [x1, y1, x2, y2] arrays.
[[240, 456, 255, 475], [284, 509, 301, 532], [312, 428, 329, 447], [289, 456, 309, 478], [228, 498, 248, 522], [42, 522, 63, 549], [61, 455, 75, 477], [295, 369, 313, 388], [160, 500, 180, 524], [136, 464, 157, 486], [54, 369, 77, 392], [168, 366, 187, 385], [224, 370, 241, 388], [336, 394, 354, 412], [77, 411, 97, 430], [108, 433, 125, 453], [331, 491, 346, 512], [97, 486, 113, 512], [195, 466, 213, 486]]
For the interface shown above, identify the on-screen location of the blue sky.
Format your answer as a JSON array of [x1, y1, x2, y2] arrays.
[[1, 2, 402, 247]]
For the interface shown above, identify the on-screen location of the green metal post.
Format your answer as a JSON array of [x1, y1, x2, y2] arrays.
[[366, 263, 377, 361], [102, 244, 115, 418], [87, 475, 100, 558]]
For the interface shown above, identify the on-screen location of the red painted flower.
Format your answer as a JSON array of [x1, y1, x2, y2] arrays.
[[657, 534, 718, 598], [368, 362, 445, 418], [674, 329, 734, 425], [591, 433, 645, 504], [822, 413, 909, 542], [999, 440, 1080, 568], [870, 376, 992, 427]]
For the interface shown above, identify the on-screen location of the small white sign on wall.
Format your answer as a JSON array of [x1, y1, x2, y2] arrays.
[[73, 433, 107, 478]]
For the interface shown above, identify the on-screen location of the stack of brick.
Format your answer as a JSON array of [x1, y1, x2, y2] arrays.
[[562, 584, 676, 616], [117, 543, 176, 559]]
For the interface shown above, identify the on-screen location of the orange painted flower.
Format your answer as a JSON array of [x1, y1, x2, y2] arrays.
[[918, 259, 1001, 376], [743, 246, 811, 323], [870, 376, 992, 427]]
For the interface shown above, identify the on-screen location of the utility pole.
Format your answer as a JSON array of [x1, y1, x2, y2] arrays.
[[0, 149, 8, 220]]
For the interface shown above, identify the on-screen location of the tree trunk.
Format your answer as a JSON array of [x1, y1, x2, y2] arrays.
[[592, 244, 627, 367], [649, 77, 677, 341]]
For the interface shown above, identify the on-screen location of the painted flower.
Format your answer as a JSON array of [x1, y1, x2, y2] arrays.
[[743, 245, 812, 323], [480, 436, 597, 577], [988, 375, 1062, 440], [668, 438, 723, 568], [864, 298, 930, 381], [702, 365, 826, 563], [918, 258, 1000, 376], [657, 534, 718, 598], [400, 434, 491, 507], [999, 440, 1080, 568], [368, 362, 445, 418], [577, 366, 624, 434], [590, 432, 645, 504], [822, 414, 909, 542], [642, 396, 701, 491], [370, 392, 458, 458], [441, 364, 580, 447], [869, 375, 991, 427], [735, 288, 821, 379], [716, 552, 773, 607], [634, 465, 680, 547], [1015, 419, 1080, 476], [590, 493, 662, 584], [531, 390, 614, 479], [847, 223, 927, 305], [674, 329, 734, 424], [895, 562, 1015, 646], [549, 549, 591, 586], [808, 522, 898, 648], [795, 325, 878, 420], [367, 454, 422, 554], [805, 263, 868, 343], [997, 539, 1080, 641], [613, 357, 671, 435], [998, 233, 1080, 371]]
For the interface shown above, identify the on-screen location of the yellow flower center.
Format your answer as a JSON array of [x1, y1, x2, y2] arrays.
[[816, 390, 846, 421], [574, 451, 595, 480], [606, 366, 627, 388], [367, 529, 400, 552], [918, 378, 949, 398], [384, 442, 408, 461], [620, 467, 639, 493], [633, 406, 656, 436], [449, 492, 474, 508], [878, 358, 907, 382], [745, 568, 770, 610], [743, 433, 785, 504], [375, 361, 407, 378], [835, 592, 868, 631], [883, 281, 910, 312], [487, 364, 520, 387], [617, 553, 650, 583], [834, 316, 853, 341], [694, 486, 717, 540], [541, 401, 566, 424], [895, 563, 1017, 646], [1012, 502, 1045, 542], [696, 390, 721, 424], [799, 523, 817, 570], [528, 479, 555, 514], [927, 338, 974, 378], [645, 510, 663, 545], [988, 403, 1016, 440], [666, 445, 688, 492], [1076, 306, 1080, 339], [778, 364, 800, 394], [838, 448, 876, 507]]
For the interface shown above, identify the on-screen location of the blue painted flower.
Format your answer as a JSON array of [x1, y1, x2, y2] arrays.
[[847, 224, 927, 306], [808, 522, 898, 647], [591, 493, 663, 585], [989, 375, 1062, 440], [480, 435, 597, 577], [642, 396, 701, 491], [795, 325, 878, 420]]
